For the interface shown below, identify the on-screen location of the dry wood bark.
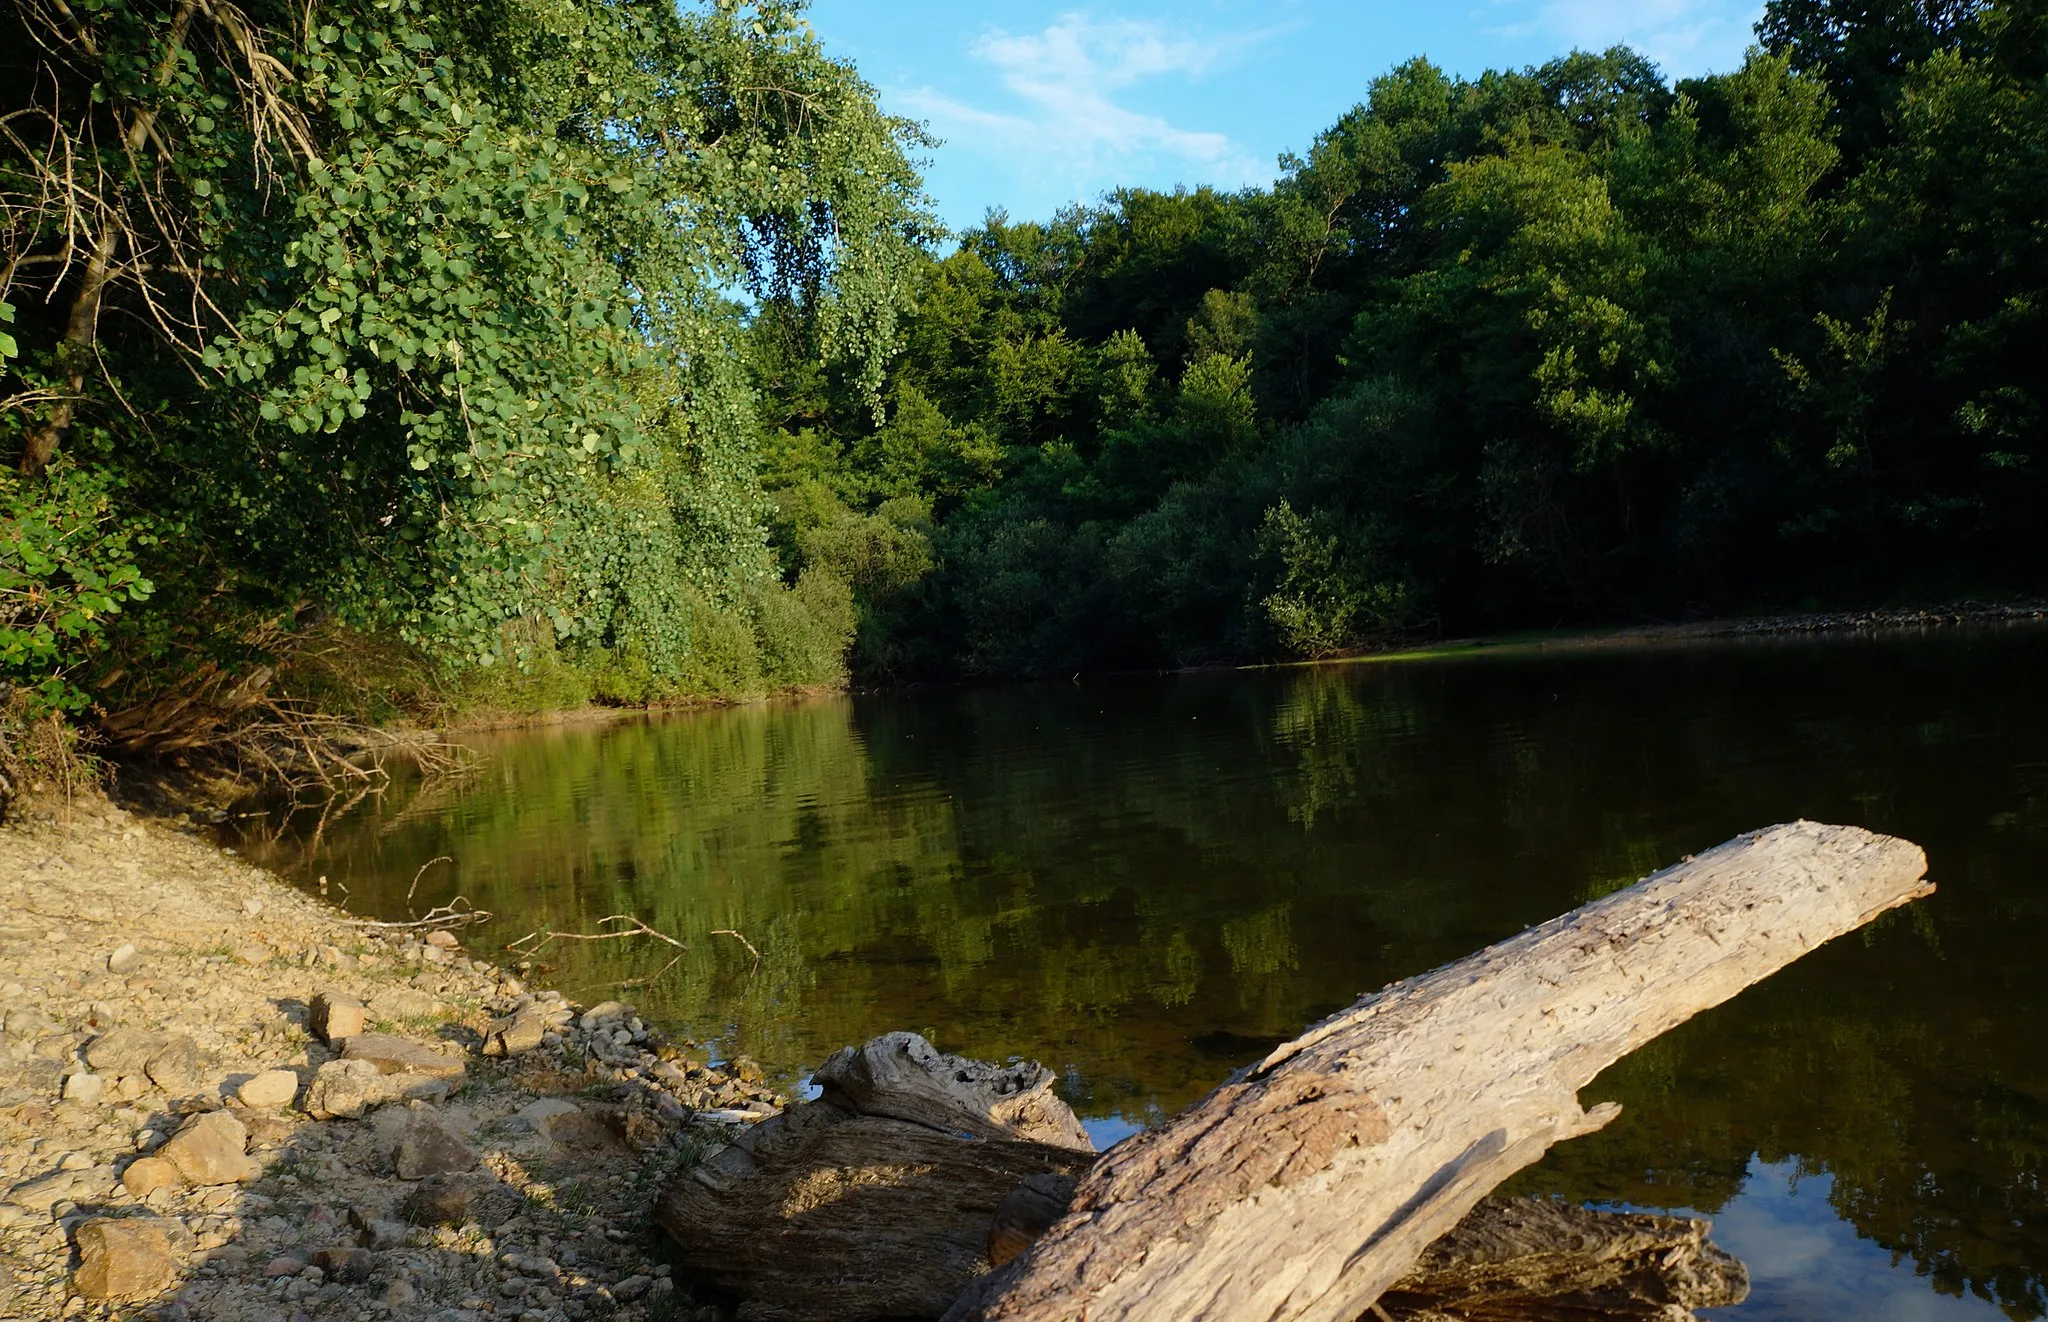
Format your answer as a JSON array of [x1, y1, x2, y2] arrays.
[[946, 820, 1929, 1322], [1376, 1196, 1747, 1321], [657, 1033, 1097, 1321], [660, 1036, 1750, 1322]]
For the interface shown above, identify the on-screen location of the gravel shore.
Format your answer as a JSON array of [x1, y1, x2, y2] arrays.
[[0, 797, 783, 1321]]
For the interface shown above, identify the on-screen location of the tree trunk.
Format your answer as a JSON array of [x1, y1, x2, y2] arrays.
[[660, 1038, 1750, 1322], [19, 218, 121, 477], [948, 820, 1929, 1322]]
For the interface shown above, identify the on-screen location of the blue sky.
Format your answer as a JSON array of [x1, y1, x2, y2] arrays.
[[808, 0, 1768, 232]]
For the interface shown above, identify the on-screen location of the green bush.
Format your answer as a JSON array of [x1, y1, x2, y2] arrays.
[[0, 466, 153, 712]]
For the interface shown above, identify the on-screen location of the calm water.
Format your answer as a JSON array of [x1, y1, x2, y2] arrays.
[[237, 629, 2048, 1320]]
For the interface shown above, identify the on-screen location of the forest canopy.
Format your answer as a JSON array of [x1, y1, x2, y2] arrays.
[[758, 0, 2048, 677], [2, 0, 2044, 769]]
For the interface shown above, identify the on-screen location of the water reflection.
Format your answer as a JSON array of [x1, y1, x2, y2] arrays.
[[1697, 1160, 2007, 1320], [236, 627, 2048, 1320]]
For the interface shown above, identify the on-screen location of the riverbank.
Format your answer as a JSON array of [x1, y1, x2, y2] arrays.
[[1296, 597, 2048, 670], [0, 797, 781, 1320]]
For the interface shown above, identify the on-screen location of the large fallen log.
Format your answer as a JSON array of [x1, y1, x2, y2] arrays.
[[948, 820, 1930, 1322], [660, 1034, 1748, 1321]]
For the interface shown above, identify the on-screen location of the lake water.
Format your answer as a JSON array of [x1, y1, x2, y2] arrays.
[[237, 627, 2048, 1320]]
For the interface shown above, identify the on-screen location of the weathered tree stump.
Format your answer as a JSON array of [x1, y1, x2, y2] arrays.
[[657, 1033, 1097, 1321]]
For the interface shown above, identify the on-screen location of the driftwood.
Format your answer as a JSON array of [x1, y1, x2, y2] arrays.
[[661, 1033, 1749, 1322], [950, 821, 1929, 1322], [658, 823, 1927, 1322]]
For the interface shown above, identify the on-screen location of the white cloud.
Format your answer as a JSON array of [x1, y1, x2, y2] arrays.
[[1485, 0, 1763, 73], [893, 12, 1274, 218]]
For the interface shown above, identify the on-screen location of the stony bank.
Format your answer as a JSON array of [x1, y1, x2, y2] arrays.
[[0, 797, 784, 1321]]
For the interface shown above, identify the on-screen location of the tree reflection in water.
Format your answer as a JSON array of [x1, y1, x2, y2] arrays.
[[240, 628, 2048, 1320]]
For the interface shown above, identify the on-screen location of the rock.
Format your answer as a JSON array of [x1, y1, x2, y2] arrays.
[[73, 1217, 176, 1300], [84, 1027, 168, 1074], [358, 1217, 410, 1250], [382, 1277, 419, 1307], [730, 1055, 766, 1086], [303, 1058, 382, 1119], [144, 1035, 208, 1096], [612, 1274, 653, 1302], [578, 1001, 630, 1031], [395, 1115, 478, 1180], [238, 1069, 301, 1109], [5, 1006, 55, 1036], [107, 944, 143, 975], [367, 988, 438, 1021], [309, 990, 366, 1044], [106, 1072, 150, 1103], [264, 1256, 307, 1278], [513, 1098, 581, 1133], [235, 943, 272, 967], [5, 1168, 89, 1210], [537, 1107, 629, 1159], [302, 1057, 428, 1120], [310, 1246, 375, 1283], [403, 1172, 475, 1226], [340, 1032, 466, 1079], [302, 1056, 451, 1119], [160, 1110, 255, 1186], [424, 929, 459, 949], [120, 1156, 184, 1197], [62, 1072, 104, 1104], [241, 897, 264, 918], [483, 1006, 547, 1058]]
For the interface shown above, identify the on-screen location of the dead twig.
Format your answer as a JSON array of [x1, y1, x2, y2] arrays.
[[712, 928, 763, 970], [406, 854, 453, 916], [507, 914, 688, 956], [335, 896, 489, 931], [506, 914, 750, 992]]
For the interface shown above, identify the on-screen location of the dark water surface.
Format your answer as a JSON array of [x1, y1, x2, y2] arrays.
[[238, 629, 2048, 1320]]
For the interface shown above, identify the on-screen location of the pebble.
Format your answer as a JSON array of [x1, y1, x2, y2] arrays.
[[107, 943, 143, 975], [61, 1072, 104, 1104]]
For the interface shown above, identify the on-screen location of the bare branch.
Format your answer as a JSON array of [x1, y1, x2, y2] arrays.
[[336, 896, 492, 932]]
